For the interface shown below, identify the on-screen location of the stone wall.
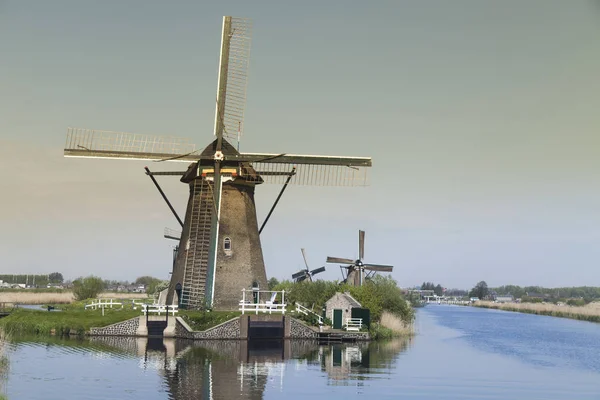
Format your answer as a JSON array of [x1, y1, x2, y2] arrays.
[[337, 331, 370, 341], [289, 318, 318, 339], [89, 317, 140, 336], [175, 316, 241, 339]]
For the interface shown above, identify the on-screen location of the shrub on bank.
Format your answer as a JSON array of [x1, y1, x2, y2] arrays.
[[72, 276, 104, 301]]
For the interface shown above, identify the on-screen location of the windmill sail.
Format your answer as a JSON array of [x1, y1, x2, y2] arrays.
[[214, 17, 252, 142], [64, 128, 198, 162], [326, 229, 394, 286], [65, 129, 371, 186]]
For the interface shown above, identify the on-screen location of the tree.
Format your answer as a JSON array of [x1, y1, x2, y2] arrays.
[[469, 281, 489, 300], [147, 280, 169, 295], [150, 280, 170, 296], [72, 275, 104, 300], [268, 277, 280, 290], [434, 284, 443, 296], [135, 276, 160, 286], [48, 272, 64, 284]]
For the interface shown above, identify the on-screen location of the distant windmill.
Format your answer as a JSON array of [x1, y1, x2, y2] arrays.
[[326, 230, 393, 286], [63, 16, 372, 310], [292, 248, 326, 283]]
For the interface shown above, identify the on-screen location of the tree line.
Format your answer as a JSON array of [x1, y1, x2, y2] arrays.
[[0, 273, 63, 286]]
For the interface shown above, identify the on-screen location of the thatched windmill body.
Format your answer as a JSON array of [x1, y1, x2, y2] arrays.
[[326, 230, 393, 286], [64, 17, 372, 310]]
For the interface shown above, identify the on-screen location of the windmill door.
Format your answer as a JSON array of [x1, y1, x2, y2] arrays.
[[333, 309, 343, 329]]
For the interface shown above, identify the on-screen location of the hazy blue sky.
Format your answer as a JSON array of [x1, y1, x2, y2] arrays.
[[1, 1, 599, 289]]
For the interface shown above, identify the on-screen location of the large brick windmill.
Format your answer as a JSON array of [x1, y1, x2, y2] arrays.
[[64, 16, 372, 310]]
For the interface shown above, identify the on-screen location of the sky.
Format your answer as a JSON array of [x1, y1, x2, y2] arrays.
[[1, 1, 599, 289]]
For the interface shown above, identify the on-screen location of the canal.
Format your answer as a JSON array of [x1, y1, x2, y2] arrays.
[[1, 305, 599, 399]]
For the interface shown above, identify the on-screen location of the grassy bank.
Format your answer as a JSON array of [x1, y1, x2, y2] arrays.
[[473, 301, 600, 323], [180, 310, 241, 331], [0, 308, 139, 337], [0, 291, 149, 306]]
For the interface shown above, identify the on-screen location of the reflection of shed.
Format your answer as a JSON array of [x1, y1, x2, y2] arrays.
[[325, 292, 362, 329]]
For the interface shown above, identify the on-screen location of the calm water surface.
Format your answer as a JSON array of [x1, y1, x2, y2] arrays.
[[1, 305, 600, 399]]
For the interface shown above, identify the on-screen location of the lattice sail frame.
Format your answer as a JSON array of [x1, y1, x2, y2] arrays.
[[65, 127, 197, 160], [250, 162, 369, 187], [65, 128, 371, 186], [218, 17, 252, 141]]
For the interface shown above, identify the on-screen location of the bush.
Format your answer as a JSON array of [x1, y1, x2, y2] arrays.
[[273, 276, 414, 326], [72, 276, 104, 300], [567, 298, 586, 307], [521, 296, 544, 303], [273, 280, 339, 311], [347, 275, 414, 323]]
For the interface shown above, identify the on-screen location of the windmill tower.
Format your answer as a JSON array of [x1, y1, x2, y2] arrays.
[[326, 230, 393, 286], [291, 248, 326, 283], [63, 16, 372, 310]]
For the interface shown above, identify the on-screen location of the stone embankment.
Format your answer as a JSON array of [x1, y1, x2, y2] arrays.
[[89, 314, 370, 340]]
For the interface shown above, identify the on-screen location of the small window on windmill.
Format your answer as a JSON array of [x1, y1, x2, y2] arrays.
[[223, 237, 232, 256]]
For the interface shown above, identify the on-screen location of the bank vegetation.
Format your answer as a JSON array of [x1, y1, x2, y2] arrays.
[[474, 300, 600, 323], [272, 275, 415, 339]]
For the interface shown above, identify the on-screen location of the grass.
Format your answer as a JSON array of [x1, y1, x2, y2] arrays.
[[179, 310, 241, 331], [0, 308, 139, 337], [474, 301, 600, 323]]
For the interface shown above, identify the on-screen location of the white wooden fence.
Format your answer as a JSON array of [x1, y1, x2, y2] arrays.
[[84, 299, 123, 310], [345, 318, 363, 331], [141, 304, 178, 316], [239, 289, 286, 315], [295, 303, 323, 325]]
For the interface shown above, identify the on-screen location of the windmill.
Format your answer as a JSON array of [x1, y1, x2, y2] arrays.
[[63, 16, 372, 310], [326, 230, 393, 286], [291, 248, 326, 283]]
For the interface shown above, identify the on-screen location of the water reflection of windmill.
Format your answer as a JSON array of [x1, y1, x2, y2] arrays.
[[64, 16, 372, 311], [292, 248, 326, 282], [326, 230, 393, 286]]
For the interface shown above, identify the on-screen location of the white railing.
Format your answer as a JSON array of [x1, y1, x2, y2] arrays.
[[295, 303, 323, 325], [345, 318, 363, 331], [141, 304, 178, 316], [239, 289, 286, 315], [85, 299, 123, 310]]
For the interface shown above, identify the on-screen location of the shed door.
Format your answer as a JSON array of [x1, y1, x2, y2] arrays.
[[333, 309, 343, 329]]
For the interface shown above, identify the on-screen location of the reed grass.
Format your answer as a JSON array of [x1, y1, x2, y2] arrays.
[[370, 311, 415, 339], [474, 301, 600, 323], [0, 292, 74, 305], [0, 291, 149, 306]]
